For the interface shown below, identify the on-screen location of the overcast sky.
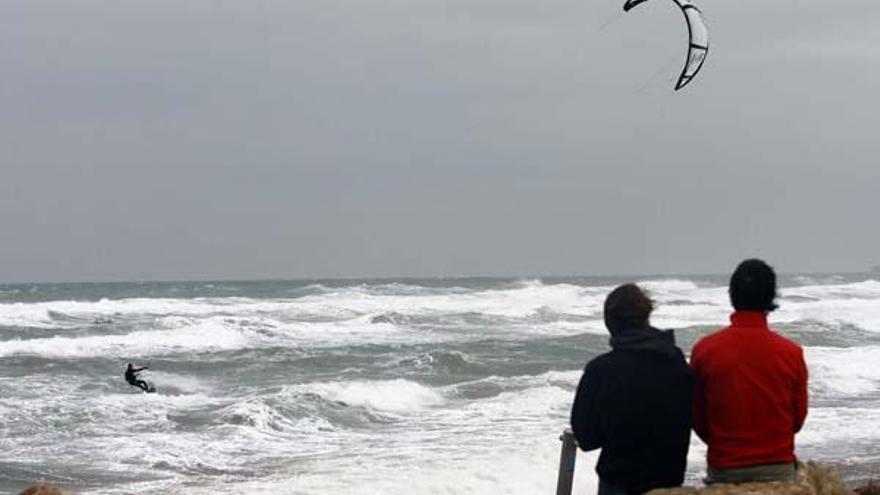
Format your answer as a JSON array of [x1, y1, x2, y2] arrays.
[[1, 0, 878, 283]]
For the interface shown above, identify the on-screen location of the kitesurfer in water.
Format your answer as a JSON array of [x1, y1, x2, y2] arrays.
[[124, 363, 151, 392]]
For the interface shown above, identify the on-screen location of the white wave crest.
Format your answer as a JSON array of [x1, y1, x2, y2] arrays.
[[0, 313, 435, 358], [3, 278, 880, 354], [292, 379, 446, 413], [637, 279, 702, 294], [0, 318, 253, 358], [807, 346, 880, 396], [216, 399, 328, 434]]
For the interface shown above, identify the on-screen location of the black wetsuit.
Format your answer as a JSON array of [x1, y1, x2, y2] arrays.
[[125, 364, 151, 392]]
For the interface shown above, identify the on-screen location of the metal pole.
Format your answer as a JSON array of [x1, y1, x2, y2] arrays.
[[556, 429, 577, 495]]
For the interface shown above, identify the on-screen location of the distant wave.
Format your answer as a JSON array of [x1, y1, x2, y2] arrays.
[[807, 346, 880, 397], [3, 278, 879, 350], [636, 279, 702, 294]]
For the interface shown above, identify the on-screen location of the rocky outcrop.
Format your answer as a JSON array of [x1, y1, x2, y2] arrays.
[[854, 482, 879, 495], [647, 463, 854, 495], [17, 483, 74, 495]]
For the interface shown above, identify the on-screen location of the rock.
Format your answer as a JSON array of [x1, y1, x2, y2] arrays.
[[854, 482, 880, 495], [646, 462, 854, 495], [17, 483, 74, 495]]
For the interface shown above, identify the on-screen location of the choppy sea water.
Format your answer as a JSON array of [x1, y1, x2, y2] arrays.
[[0, 275, 878, 494]]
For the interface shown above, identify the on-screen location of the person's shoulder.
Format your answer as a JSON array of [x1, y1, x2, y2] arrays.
[[586, 350, 615, 366], [584, 351, 616, 373], [692, 326, 730, 353], [767, 327, 804, 353]]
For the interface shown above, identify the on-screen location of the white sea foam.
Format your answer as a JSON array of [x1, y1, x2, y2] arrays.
[[448, 369, 582, 398], [637, 279, 702, 294], [776, 297, 880, 333], [217, 399, 317, 434], [164, 443, 600, 495], [3, 278, 879, 340], [0, 296, 361, 330], [240, 379, 596, 495], [145, 371, 214, 394], [292, 379, 446, 413], [785, 280, 880, 299], [2, 277, 878, 360], [646, 279, 880, 332], [290, 280, 606, 321], [0, 382, 345, 484], [807, 346, 880, 397], [0, 313, 436, 358], [0, 319, 251, 358], [0, 280, 601, 325], [798, 406, 880, 455]]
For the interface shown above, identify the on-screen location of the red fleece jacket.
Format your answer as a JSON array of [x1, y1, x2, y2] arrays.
[[691, 311, 808, 469]]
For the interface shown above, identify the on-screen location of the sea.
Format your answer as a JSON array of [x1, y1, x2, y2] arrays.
[[0, 274, 878, 494]]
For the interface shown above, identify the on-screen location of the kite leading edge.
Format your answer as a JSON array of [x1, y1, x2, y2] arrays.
[[623, 0, 709, 91]]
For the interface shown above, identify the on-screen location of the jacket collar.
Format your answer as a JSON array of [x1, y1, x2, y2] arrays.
[[730, 310, 769, 329], [609, 326, 680, 357]]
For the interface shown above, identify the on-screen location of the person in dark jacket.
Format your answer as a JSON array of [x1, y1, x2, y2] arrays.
[[571, 284, 693, 495]]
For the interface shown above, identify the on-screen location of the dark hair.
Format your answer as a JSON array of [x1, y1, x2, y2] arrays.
[[729, 259, 778, 311], [604, 283, 654, 333]]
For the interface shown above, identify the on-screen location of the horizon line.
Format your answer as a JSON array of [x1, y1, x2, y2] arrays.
[[0, 269, 872, 287]]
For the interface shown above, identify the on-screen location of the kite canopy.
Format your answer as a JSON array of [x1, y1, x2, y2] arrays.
[[623, 0, 709, 91]]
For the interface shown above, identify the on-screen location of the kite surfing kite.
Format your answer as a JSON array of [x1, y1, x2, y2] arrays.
[[623, 0, 709, 91]]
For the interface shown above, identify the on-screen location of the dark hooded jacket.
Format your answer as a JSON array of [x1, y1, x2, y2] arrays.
[[571, 327, 693, 495]]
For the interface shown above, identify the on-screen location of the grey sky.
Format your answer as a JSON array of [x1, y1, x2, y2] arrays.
[[1, 0, 878, 283]]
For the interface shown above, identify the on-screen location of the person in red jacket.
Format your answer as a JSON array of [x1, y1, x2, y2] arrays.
[[691, 259, 808, 484]]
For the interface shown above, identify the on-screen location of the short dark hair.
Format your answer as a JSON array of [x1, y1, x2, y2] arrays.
[[604, 283, 653, 333], [729, 259, 778, 311]]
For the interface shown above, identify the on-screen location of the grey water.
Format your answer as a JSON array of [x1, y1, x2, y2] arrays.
[[1, 275, 878, 494]]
